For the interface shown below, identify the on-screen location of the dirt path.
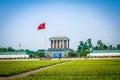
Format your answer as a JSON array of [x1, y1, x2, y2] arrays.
[[0, 62, 66, 80]]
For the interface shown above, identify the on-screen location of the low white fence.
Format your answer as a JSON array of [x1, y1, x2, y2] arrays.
[[88, 53, 120, 57], [0, 54, 29, 59]]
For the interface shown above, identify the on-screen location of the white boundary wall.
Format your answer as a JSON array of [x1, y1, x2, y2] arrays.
[[88, 53, 120, 57], [0, 54, 29, 58]]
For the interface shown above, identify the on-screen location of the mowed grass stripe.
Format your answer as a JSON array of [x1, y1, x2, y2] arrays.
[[0, 60, 66, 77], [16, 59, 120, 80]]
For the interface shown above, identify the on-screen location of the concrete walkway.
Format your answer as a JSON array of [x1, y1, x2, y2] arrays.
[[0, 62, 66, 80]]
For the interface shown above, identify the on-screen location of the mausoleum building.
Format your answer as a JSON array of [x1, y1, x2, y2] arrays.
[[46, 36, 71, 58]]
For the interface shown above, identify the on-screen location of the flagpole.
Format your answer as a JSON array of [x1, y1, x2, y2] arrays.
[[44, 22, 46, 58], [37, 22, 46, 59]]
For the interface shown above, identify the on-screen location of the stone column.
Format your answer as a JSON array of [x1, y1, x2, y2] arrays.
[[61, 40, 62, 48], [66, 40, 67, 48], [51, 40, 52, 48], [64, 40, 66, 48], [65, 40, 67, 48], [68, 40, 69, 48], [66, 40, 68, 48], [58, 40, 59, 48], [62, 40, 64, 48], [52, 40, 54, 48], [60, 40, 62, 48], [54, 40, 56, 48], [56, 40, 58, 48]]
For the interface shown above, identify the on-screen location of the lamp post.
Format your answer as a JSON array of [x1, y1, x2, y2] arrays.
[[107, 42, 109, 58]]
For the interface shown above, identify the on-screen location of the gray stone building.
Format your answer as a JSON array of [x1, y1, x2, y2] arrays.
[[46, 36, 71, 58]]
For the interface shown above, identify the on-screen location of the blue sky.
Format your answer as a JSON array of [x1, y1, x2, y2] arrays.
[[0, 0, 120, 50]]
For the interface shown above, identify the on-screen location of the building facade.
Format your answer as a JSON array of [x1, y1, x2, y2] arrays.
[[0, 52, 29, 59], [46, 36, 70, 58], [49, 36, 69, 49], [88, 50, 120, 57]]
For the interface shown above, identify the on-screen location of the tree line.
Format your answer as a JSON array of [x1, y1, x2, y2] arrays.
[[0, 47, 45, 58], [0, 39, 120, 58], [68, 39, 120, 58]]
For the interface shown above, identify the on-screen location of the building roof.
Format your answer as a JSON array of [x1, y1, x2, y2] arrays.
[[49, 36, 70, 41], [0, 52, 27, 55], [48, 48, 71, 51]]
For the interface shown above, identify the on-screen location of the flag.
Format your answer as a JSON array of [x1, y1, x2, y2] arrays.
[[37, 23, 45, 30]]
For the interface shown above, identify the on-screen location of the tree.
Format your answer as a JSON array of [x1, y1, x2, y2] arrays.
[[117, 44, 120, 50], [8, 47, 15, 52], [103, 44, 108, 50], [0, 47, 7, 52], [25, 49, 31, 53], [29, 54, 35, 58], [0, 47, 15, 52], [86, 38, 93, 53], [68, 50, 77, 58], [87, 39, 92, 49], [37, 52, 45, 58], [77, 40, 91, 59], [97, 40, 103, 50], [80, 49, 90, 59], [96, 40, 109, 50], [109, 45, 113, 50]]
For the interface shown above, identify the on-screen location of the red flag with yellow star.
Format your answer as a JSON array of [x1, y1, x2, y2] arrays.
[[37, 23, 45, 30]]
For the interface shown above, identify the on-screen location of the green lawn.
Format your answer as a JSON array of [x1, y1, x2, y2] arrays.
[[0, 60, 65, 76], [16, 59, 120, 80]]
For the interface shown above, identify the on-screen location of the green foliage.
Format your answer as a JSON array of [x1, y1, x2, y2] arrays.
[[109, 45, 113, 50], [78, 39, 120, 57], [0, 60, 65, 77], [37, 49, 45, 52], [77, 39, 91, 58], [117, 44, 120, 50], [16, 59, 120, 80], [29, 54, 35, 58], [0, 47, 15, 52], [87, 38, 92, 48], [95, 40, 109, 50], [0, 47, 47, 58], [68, 50, 77, 58], [80, 49, 90, 57], [36, 52, 45, 58]]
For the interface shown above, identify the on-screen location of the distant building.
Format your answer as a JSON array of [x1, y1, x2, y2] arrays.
[[88, 50, 120, 57], [0, 52, 29, 59], [46, 36, 71, 58]]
